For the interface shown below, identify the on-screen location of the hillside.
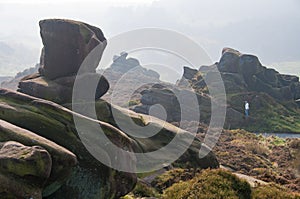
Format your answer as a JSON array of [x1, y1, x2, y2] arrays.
[[132, 48, 300, 133]]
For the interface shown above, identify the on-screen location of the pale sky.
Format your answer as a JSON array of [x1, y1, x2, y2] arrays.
[[0, 0, 299, 76]]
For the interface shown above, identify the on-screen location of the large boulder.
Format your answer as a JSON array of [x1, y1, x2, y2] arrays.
[[18, 73, 109, 104], [0, 141, 51, 199], [0, 119, 77, 197], [182, 66, 198, 80], [38, 19, 107, 80], [133, 83, 213, 124], [218, 48, 241, 73], [18, 19, 110, 105], [0, 141, 52, 185], [0, 89, 137, 199]]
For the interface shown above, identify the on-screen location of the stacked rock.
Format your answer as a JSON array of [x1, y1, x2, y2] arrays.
[[18, 19, 109, 104]]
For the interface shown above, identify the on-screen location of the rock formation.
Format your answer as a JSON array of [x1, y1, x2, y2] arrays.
[[109, 52, 160, 78], [217, 48, 300, 101], [100, 52, 160, 106], [0, 89, 138, 198], [18, 19, 109, 104], [0, 141, 52, 199], [134, 48, 300, 133], [38, 19, 106, 79], [132, 83, 212, 124], [0, 119, 77, 198], [0, 87, 219, 198], [0, 19, 223, 198]]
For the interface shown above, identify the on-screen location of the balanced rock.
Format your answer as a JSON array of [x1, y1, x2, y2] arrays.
[[39, 19, 107, 79], [18, 19, 109, 104], [109, 52, 160, 78]]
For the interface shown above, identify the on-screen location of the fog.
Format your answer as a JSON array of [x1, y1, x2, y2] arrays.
[[0, 0, 299, 76]]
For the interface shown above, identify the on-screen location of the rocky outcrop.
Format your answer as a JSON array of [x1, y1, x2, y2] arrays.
[[0, 89, 137, 198], [0, 119, 77, 198], [0, 88, 219, 198], [18, 19, 109, 104], [93, 99, 219, 170], [109, 52, 160, 78], [217, 48, 300, 101], [136, 48, 300, 133], [100, 52, 161, 106], [132, 83, 213, 124], [137, 84, 181, 122], [39, 19, 106, 80], [181, 48, 300, 132], [1, 18, 224, 198]]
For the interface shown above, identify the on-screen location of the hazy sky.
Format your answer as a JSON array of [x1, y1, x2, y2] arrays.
[[0, 0, 299, 76]]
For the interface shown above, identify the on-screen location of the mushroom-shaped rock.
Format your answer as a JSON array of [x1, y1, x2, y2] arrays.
[[38, 19, 107, 79]]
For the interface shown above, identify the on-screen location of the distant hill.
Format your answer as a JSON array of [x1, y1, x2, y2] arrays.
[[0, 64, 39, 90], [0, 41, 39, 76], [0, 76, 12, 84]]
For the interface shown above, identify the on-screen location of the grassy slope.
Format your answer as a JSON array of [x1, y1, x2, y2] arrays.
[[122, 129, 300, 198], [228, 92, 300, 133]]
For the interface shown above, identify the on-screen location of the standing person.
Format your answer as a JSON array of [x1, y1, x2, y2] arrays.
[[245, 101, 250, 117]]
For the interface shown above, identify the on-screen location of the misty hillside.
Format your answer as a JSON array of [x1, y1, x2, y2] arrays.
[[0, 41, 39, 76]]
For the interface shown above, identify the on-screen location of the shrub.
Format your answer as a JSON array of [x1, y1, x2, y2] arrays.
[[163, 169, 251, 199], [252, 183, 300, 199], [152, 168, 194, 193], [127, 100, 140, 107], [289, 139, 300, 149], [244, 142, 270, 156], [132, 182, 160, 198], [268, 136, 286, 146]]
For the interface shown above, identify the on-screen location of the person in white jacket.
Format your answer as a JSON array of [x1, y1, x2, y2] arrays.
[[245, 101, 250, 117]]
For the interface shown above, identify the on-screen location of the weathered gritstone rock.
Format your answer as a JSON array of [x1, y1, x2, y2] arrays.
[[0, 141, 51, 199], [93, 99, 219, 170], [18, 73, 109, 104], [0, 88, 137, 199], [216, 47, 300, 101], [38, 19, 107, 79], [0, 120, 77, 198], [0, 88, 219, 198], [100, 52, 161, 106], [109, 52, 159, 79], [133, 83, 212, 124], [137, 48, 300, 133], [0, 141, 52, 184], [178, 48, 300, 132], [18, 19, 109, 105]]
